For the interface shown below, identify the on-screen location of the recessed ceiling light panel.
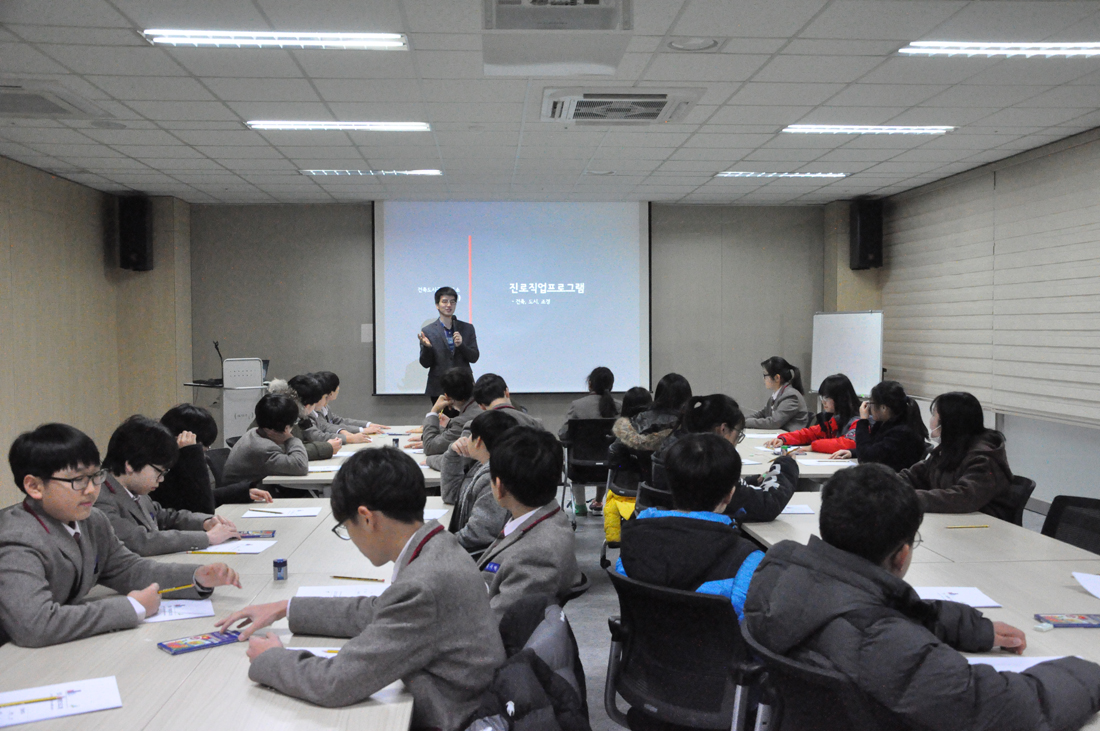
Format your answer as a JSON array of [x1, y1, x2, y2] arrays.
[[715, 171, 847, 178], [900, 41, 1100, 58], [783, 124, 953, 135], [666, 37, 725, 52], [248, 121, 430, 131], [144, 29, 408, 50], [301, 169, 442, 176]]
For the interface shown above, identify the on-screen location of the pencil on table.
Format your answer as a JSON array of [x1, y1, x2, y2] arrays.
[[331, 575, 385, 583], [0, 696, 62, 708], [248, 508, 283, 514], [945, 524, 989, 529], [158, 584, 195, 594]]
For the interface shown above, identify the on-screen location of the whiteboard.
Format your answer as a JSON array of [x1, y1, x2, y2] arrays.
[[810, 312, 883, 397]]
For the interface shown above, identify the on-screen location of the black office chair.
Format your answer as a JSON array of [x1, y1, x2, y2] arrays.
[[604, 569, 766, 731], [205, 447, 231, 487], [741, 625, 911, 731], [635, 477, 674, 511], [561, 572, 591, 606], [1042, 496, 1100, 556], [225, 436, 241, 448], [560, 418, 617, 522], [982, 474, 1035, 526]]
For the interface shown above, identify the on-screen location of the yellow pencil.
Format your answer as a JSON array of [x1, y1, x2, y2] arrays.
[[946, 524, 989, 529], [158, 584, 194, 594], [248, 508, 283, 514], [331, 575, 385, 583], [0, 695, 62, 709]]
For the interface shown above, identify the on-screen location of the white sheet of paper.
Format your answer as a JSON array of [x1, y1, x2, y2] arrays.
[[410, 448, 424, 454], [297, 584, 389, 598], [307, 464, 341, 472], [1073, 572, 1100, 600], [145, 599, 215, 623], [241, 508, 322, 518], [967, 656, 1065, 673], [741, 459, 762, 465], [287, 646, 342, 658], [755, 446, 783, 454], [0, 676, 122, 728], [424, 508, 448, 521], [781, 504, 815, 515], [746, 432, 781, 439], [915, 587, 1001, 608], [799, 459, 856, 466], [189, 540, 276, 555]]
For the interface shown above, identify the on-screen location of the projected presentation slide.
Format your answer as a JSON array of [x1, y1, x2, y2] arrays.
[[375, 201, 649, 394]]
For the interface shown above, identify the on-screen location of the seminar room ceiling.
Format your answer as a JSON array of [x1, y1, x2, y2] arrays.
[[2, 0, 1100, 205]]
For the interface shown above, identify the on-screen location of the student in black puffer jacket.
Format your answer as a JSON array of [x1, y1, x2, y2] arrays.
[[830, 380, 928, 472]]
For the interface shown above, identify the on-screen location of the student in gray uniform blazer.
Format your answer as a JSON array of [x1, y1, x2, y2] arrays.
[[419, 368, 479, 465], [313, 371, 387, 436], [95, 416, 240, 556], [225, 394, 310, 485], [442, 410, 514, 551], [478, 427, 582, 622], [218, 447, 505, 731], [557, 366, 621, 439], [0, 423, 241, 647], [745, 356, 811, 431], [418, 286, 479, 401]]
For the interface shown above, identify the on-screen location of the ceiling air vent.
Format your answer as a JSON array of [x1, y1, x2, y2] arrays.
[[484, 0, 631, 31], [0, 81, 112, 119], [541, 88, 704, 125]]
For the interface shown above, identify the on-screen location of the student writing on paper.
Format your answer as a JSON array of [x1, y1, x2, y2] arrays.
[[559, 366, 621, 514], [900, 392, 1015, 520], [764, 373, 860, 454], [744, 356, 810, 431], [477, 427, 583, 622], [830, 380, 928, 472], [440, 410, 513, 552], [312, 371, 388, 436], [95, 416, 241, 556], [651, 395, 796, 524], [618, 433, 764, 621], [0, 424, 241, 647], [744, 463, 1100, 731], [224, 394, 309, 485], [216, 447, 504, 731]]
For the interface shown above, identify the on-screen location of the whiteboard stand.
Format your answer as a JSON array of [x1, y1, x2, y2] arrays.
[[810, 311, 884, 398]]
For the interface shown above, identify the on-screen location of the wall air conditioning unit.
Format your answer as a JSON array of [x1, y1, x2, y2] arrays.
[[484, 0, 632, 31], [541, 88, 704, 125], [0, 80, 112, 119]]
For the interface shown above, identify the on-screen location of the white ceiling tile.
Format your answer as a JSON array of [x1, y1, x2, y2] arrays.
[[127, 101, 240, 122], [753, 54, 884, 83], [203, 78, 322, 103], [420, 79, 526, 103], [858, 57, 992, 85], [643, 54, 771, 82], [197, 145, 283, 158], [255, 0, 404, 30], [783, 39, 903, 56], [954, 58, 1100, 87], [7, 26, 143, 46], [828, 83, 948, 107], [401, 0, 483, 33], [719, 39, 789, 54], [684, 132, 776, 147], [668, 147, 751, 161], [0, 0, 128, 26], [0, 43, 72, 74], [709, 105, 814, 125], [884, 106, 996, 125], [674, 0, 828, 37], [889, 148, 973, 163], [728, 82, 846, 106], [0, 127, 95, 144], [172, 130, 271, 146], [408, 33, 482, 52], [169, 48, 305, 78], [974, 106, 1094, 128], [626, 0, 686, 34], [224, 101, 332, 120], [926, 1, 1097, 41], [588, 147, 675, 160], [797, 106, 908, 125], [88, 76, 216, 102], [43, 45, 188, 76], [1015, 85, 1100, 108], [138, 157, 227, 171], [415, 51, 484, 79], [743, 148, 826, 162], [312, 78, 422, 102], [425, 102, 523, 123], [922, 83, 1047, 108], [800, 1, 966, 40], [600, 131, 693, 147], [294, 49, 416, 78], [817, 148, 899, 162]]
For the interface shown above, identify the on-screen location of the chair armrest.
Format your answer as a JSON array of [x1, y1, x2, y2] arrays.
[[608, 616, 628, 643], [730, 659, 766, 687]]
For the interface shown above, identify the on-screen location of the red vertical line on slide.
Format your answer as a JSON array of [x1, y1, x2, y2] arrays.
[[468, 234, 473, 320]]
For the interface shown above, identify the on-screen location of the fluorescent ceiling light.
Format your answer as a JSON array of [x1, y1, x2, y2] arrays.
[[715, 171, 846, 178], [900, 41, 1100, 58], [783, 124, 953, 135], [144, 29, 408, 50], [247, 121, 430, 131], [301, 169, 442, 176]]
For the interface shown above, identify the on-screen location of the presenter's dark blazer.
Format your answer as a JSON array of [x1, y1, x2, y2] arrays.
[[419, 318, 479, 399]]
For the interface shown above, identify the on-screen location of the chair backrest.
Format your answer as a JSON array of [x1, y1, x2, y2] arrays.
[[564, 418, 617, 483], [981, 474, 1035, 525], [740, 625, 912, 731], [205, 447, 232, 487], [606, 568, 746, 728], [1042, 495, 1100, 555], [635, 474, 675, 511]]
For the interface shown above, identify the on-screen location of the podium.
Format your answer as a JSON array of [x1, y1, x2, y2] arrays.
[[185, 358, 267, 447]]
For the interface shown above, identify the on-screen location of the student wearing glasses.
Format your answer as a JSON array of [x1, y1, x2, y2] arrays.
[[95, 415, 240, 556], [744, 356, 811, 431], [216, 448, 504, 731], [418, 286, 479, 403], [0, 423, 241, 647]]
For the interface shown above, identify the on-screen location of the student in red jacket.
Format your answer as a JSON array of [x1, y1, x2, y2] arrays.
[[764, 374, 861, 454]]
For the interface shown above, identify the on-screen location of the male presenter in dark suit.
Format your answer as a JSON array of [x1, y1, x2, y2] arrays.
[[418, 286, 479, 403]]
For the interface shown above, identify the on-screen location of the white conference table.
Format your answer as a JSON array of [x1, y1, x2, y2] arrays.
[[264, 426, 441, 489], [743, 493, 1100, 728], [737, 429, 856, 480], [0, 497, 452, 730]]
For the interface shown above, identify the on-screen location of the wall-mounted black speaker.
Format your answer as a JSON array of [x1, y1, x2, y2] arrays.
[[118, 195, 153, 271], [849, 198, 883, 270]]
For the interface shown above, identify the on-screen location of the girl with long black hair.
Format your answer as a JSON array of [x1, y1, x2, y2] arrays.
[[831, 380, 928, 472], [764, 373, 861, 454]]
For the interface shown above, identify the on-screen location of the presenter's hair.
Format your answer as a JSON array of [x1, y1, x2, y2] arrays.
[[255, 394, 301, 432], [288, 374, 325, 407], [870, 380, 928, 439], [313, 371, 340, 395], [473, 373, 509, 406], [653, 373, 692, 412], [441, 367, 475, 402], [931, 392, 991, 472], [761, 356, 805, 394], [161, 403, 218, 448], [586, 366, 618, 418], [621, 387, 653, 418], [9, 423, 100, 493], [490, 427, 563, 508], [435, 286, 458, 304], [103, 415, 179, 475], [820, 463, 922, 565], [817, 374, 861, 430], [682, 395, 745, 435], [331, 448, 426, 524], [665, 433, 741, 512], [468, 410, 518, 452]]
